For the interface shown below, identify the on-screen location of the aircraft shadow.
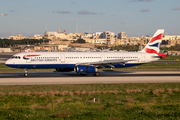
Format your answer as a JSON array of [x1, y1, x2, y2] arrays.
[[0, 71, 136, 78]]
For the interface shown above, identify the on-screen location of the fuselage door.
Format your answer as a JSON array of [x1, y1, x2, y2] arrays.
[[141, 53, 145, 62], [18, 56, 21, 62], [58, 54, 61, 61], [61, 54, 65, 63], [101, 54, 105, 61]]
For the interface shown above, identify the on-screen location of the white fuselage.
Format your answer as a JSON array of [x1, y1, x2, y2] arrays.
[[5, 51, 159, 69]]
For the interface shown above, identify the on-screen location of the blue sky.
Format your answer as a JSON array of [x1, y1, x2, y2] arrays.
[[0, 0, 180, 38]]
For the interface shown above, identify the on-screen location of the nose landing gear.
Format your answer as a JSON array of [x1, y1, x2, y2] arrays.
[[24, 68, 28, 76]]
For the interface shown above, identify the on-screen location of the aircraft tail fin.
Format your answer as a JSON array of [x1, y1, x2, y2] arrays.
[[141, 29, 166, 58]]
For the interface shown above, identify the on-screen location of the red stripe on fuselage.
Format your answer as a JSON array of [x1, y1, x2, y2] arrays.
[[149, 33, 163, 43], [23, 55, 40, 58]]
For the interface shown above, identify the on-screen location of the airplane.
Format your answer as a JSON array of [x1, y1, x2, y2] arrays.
[[5, 29, 166, 76]]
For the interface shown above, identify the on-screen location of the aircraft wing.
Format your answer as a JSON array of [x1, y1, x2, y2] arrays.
[[76, 59, 138, 68]]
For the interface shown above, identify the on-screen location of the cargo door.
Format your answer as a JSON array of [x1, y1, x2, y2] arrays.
[[141, 53, 145, 62], [101, 54, 105, 61]]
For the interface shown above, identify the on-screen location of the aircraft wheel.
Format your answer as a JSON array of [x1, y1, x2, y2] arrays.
[[94, 72, 100, 76], [24, 73, 28, 77], [24, 68, 28, 77]]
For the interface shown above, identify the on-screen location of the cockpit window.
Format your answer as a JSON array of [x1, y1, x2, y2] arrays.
[[11, 56, 21, 59]]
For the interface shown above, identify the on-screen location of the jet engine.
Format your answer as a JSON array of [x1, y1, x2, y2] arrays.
[[74, 65, 96, 74]]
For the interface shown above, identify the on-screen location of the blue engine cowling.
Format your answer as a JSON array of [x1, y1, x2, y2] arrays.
[[74, 65, 96, 74]]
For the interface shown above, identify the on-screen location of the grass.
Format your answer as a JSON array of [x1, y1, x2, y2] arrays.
[[113, 62, 180, 70], [0, 83, 180, 119], [159, 55, 180, 61]]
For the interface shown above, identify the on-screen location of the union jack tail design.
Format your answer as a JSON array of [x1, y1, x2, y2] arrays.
[[141, 29, 166, 58]]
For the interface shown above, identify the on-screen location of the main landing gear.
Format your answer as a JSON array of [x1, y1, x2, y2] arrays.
[[93, 67, 100, 76], [24, 68, 28, 77], [93, 72, 100, 76], [80, 72, 100, 76]]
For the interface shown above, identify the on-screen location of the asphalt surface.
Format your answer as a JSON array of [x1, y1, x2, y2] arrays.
[[0, 70, 180, 78], [0, 70, 180, 85], [0, 52, 15, 63]]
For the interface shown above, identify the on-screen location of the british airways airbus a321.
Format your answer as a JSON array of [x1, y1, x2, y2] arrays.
[[5, 29, 166, 76]]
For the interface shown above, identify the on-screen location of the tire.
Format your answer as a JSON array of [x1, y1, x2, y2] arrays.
[[24, 73, 27, 77], [94, 72, 100, 76]]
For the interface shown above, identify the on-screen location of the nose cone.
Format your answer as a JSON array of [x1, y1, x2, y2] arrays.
[[5, 59, 12, 66], [5, 59, 18, 68]]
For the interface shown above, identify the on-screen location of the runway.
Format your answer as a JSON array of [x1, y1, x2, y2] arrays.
[[0, 70, 180, 78], [1, 53, 180, 85], [0, 71, 180, 85], [0, 52, 15, 63]]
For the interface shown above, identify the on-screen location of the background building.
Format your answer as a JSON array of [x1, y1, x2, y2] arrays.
[[162, 35, 180, 46], [9, 34, 26, 40], [118, 32, 127, 45]]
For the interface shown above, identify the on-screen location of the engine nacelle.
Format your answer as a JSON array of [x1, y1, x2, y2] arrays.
[[74, 65, 96, 74]]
